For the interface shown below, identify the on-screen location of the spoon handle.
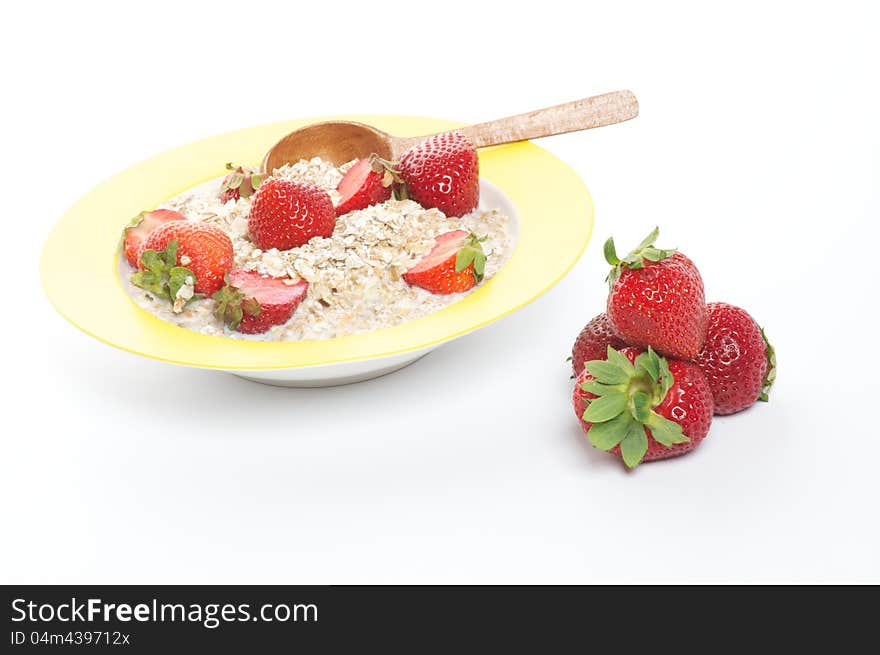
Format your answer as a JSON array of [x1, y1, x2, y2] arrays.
[[464, 90, 638, 147], [404, 90, 637, 152]]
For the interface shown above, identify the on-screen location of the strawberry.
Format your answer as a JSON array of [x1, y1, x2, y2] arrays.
[[398, 132, 479, 217], [571, 313, 628, 376], [335, 156, 398, 216], [212, 269, 309, 334], [219, 163, 263, 202], [695, 302, 776, 415], [248, 178, 335, 250], [604, 227, 707, 360], [141, 221, 233, 295], [403, 230, 486, 294], [573, 346, 713, 468], [121, 208, 186, 268]]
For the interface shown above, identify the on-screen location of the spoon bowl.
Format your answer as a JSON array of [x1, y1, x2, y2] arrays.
[[262, 121, 397, 171]]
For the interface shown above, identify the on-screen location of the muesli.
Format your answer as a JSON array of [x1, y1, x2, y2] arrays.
[[120, 132, 514, 341]]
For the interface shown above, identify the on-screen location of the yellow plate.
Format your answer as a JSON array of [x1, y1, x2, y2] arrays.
[[40, 115, 593, 371]]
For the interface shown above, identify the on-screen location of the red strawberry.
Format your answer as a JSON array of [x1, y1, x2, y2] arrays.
[[248, 179, 335, 250], [335, 156, 397, 216], [573, 346, 713, 468], [605, 227, 707, 360], [403, 230, 486, 294], [398, 132, 479, 217], [571, 313, 628, 375], [121, 209, 185, 267], [212, 269, 309, 334], [219, 163, 263, 202], [141, 221, 233, 295], [695, 302, 776, 415]]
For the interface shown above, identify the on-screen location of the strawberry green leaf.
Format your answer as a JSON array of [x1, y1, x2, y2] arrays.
[[759, 326, 776, 402], [473, 252, 486, 278], [630, 391, 652, 422], [658, 360, 674, 401], [250, 174, 263, 190], [139, 249, 165, 274], [125, 211, 146, 231], [455, 248, 476, 272], [603, 237, 620, 266], [636, 226, 660, 250], [620, 423, 649, 468], [582, 390, 627, 423], [165, 239, 178, 266], [635, 350, 659, 382], [580, 380, 620, 396], [586, 411, 634, 451], [168, 267, 194, 302], [130, 270, 168, 299], [645, 412, 690, 446], [606, 346, 635, 374], [585, 360, 630, 385]]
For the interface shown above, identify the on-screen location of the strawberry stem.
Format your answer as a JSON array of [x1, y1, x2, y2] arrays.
[[604, 227, 677, 289]]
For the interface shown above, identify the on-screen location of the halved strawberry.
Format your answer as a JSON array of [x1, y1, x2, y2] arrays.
[[212, 269, 309, 334], [121, 209, 186, 267], [402, 230, 487, 295], [335, 156, 398, 216]]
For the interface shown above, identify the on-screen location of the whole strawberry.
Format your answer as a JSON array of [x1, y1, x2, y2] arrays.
[[695, 302, 776, 415], [605, 227, 707, 360], [571, 313, 628, 375], [573, 346, 713, 467], [213, 269, 309, 334], [398, 132, 479, 217], [335, 156, 397, 216], [248, 179, 335, 250], [403, 230, 486, 294], [141, 221, 233, 295], [219, 163, 263, 202], [121, 208, 186, 268]]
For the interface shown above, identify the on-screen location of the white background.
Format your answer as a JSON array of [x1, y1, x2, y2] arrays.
[[2, 1, 878, 583]]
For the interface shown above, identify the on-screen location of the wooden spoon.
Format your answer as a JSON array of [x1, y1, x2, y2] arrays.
[[262, 90, 638, 172]]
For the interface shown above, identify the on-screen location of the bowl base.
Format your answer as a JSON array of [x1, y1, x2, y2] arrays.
[[227, 350, 430, 388]]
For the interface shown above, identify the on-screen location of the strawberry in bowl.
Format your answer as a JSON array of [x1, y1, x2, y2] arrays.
[[213, 269, 309, 335], [403, 230, 487, 295]]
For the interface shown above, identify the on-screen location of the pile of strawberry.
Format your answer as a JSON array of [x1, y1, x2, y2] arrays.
[[571, 228, 776, 468], [120, 132, 489, 334]]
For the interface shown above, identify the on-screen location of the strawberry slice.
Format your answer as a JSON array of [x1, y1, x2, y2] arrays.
[[403, 230, 487, 295], [213, 269, 309, 334], [335, 156, 398, 216], [122, 209, 186, 267]]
